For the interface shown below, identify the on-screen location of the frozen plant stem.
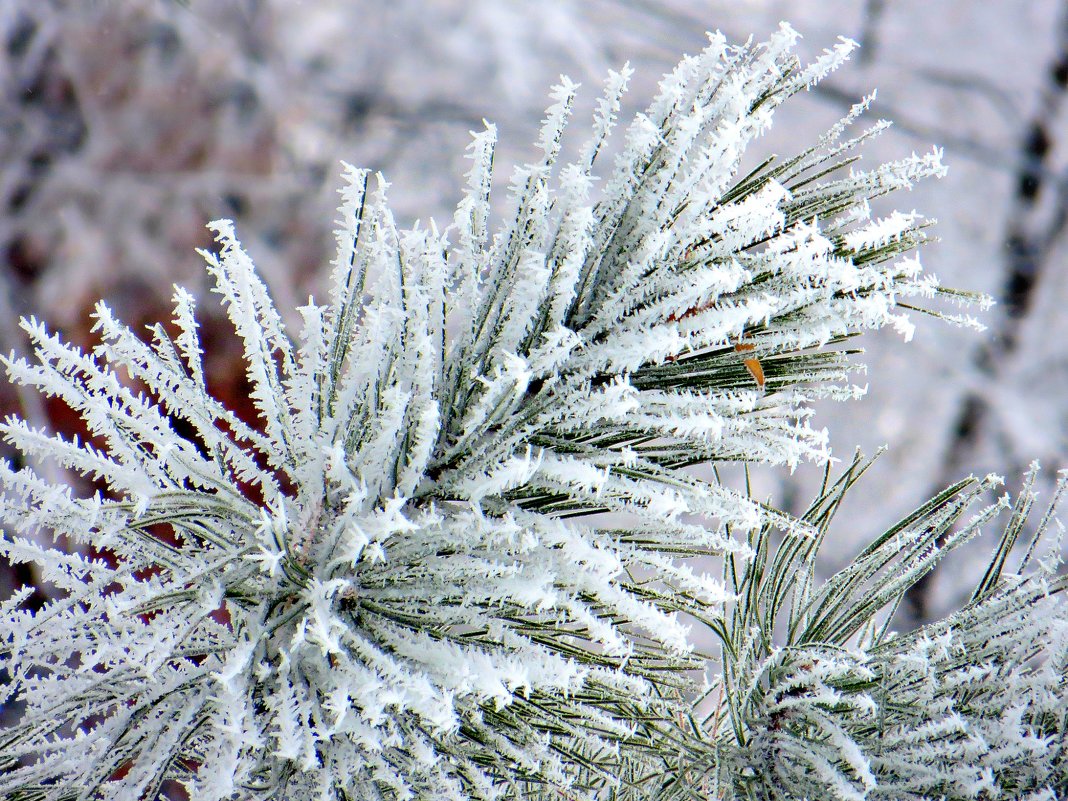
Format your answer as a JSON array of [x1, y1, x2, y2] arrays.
[[1, 23, 1065, 801]]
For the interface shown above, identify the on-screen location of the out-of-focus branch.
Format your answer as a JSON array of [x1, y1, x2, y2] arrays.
[[857, 0, 887, 64], [904, 3, 1068, 624]]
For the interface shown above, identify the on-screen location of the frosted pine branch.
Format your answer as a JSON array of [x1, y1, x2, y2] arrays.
[[699, 459, 1068, 801], [2, 24, 1057, 801]]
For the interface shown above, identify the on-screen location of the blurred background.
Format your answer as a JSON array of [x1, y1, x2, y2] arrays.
[[2, 0, 1066, 634]]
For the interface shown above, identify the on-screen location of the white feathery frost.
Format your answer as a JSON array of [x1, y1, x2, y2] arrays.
[[1, 23, 1064, 801]]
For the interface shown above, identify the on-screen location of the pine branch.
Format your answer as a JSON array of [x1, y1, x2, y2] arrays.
[[699, 458, 1068, 801], [0, 23, 1043, 801]]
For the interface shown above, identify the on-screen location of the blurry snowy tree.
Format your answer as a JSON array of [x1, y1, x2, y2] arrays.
[[1, 23, 1066, 801]]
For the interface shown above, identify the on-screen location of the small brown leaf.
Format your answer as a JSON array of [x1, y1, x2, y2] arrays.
[[734, 339, 765, 389]]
